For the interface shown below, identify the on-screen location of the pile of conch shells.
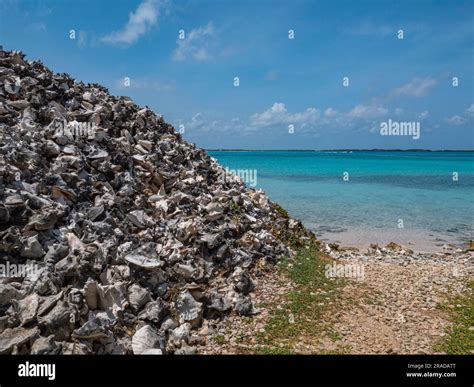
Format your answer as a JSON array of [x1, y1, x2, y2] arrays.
[[0, 49, 313, 354]]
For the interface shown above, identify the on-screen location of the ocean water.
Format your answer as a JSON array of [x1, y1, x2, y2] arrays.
[[209, 151, 474, 252]]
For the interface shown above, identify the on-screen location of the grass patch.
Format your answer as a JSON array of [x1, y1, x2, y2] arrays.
[[273, 203, 289, 218], [327, 329, 343, 342], [435, 281, 474, 354], [241, 316, 253, 324], [213, 335, 226, 345], [255, 243, 344, 353], [255, 345, 293, 355], [229, 201, 240, 212]]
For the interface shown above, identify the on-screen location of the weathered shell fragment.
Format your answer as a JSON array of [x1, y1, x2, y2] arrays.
[[38, 302, 75, 340], [234, 296, 257, 316], [25, 211, 58, 231], [233, 268, 254, 294], [20, 235, 45, 259], [84, 280, 98, 310], [0, 327, 39, 354], [131, 325, 165, 355], [175, 290, 203, 327], [138, 299, 168, 325], [72, 315, 109, 340], [207, 292, 233, 313], [0, 284, 22, 306], [12, 294, 39, 325], [31, 335, 62, 355], [37, 292, 63, 317], [124, 254, 164, 270], [169, 323, 191, 348], [122, 243, 164, 270], [127, 284, 151, 313]]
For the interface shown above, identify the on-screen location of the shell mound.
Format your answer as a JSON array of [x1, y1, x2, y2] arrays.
[[0, 50, 311, 354]]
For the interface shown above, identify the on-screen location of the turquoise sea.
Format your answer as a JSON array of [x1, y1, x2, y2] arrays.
[[209, 151, 474, 252]]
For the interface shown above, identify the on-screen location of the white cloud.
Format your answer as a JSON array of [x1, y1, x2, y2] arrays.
[[177, 114, 251, 135], [175, 113, 209, 133], [101, 0, 161, 45], [250, 103, 320, 127], [445, 115, 467, 126], [179, 113, 219, 133], [31, 22, 46, 32], [249, 102, 389, 133], [78, 31, 88, 49], [172, 22, 215, 61], [178, 102, 391, 138], [419, 110, 429, 120], [444, 103, 474, 126], [324, 107, 338, 118], [390, 77, 437, 97], [348, 104, 388, 119], [465, 103, 474, 116]]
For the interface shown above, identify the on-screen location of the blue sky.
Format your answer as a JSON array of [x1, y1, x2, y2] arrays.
[[1, 0, 473, 149]]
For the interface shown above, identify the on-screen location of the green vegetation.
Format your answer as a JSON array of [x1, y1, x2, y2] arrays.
[[273, 203, 289, 218], [213, 335, 227, 345], [327, 329, 343, 342], [435, 282, 474, 354], [229, 200, 240, 212], [255, 243, 344, 354]]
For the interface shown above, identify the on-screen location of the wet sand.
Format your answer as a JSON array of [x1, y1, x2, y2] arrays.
[[309, 225, 470, 253]]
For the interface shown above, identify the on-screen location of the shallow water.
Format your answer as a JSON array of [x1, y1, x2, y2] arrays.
[[209, 151, 474, 252]]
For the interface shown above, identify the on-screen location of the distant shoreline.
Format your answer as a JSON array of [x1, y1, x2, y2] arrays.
[[207, 149, 474, 152]]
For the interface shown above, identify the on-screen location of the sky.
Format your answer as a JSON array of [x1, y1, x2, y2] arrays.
[[0, 0, 473, 149]]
